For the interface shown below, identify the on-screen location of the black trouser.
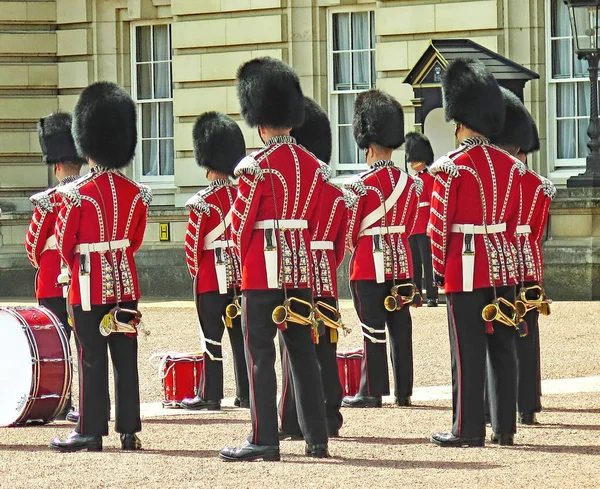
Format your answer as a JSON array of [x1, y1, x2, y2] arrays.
[[72, 301, 141, 437], [242, 288, 327, 447], [350, 279, 413, 399], [447, 286, 517, 439], [196, 290, 249, 401], [278, 296, 343, 437], [515, 282, 542, 414], [39, 296, 74, 413], [408, 233, 438, 301]]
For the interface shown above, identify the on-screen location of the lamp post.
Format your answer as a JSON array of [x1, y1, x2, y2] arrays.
[[565, 0, 600, 187]]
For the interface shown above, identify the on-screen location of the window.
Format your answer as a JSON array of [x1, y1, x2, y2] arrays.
[[548, 0, 595, 170], [132, 23, 174, 182], [328, 9, 376, 175]]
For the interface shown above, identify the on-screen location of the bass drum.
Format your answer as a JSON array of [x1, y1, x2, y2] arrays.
[[0, 306, 72, 426]]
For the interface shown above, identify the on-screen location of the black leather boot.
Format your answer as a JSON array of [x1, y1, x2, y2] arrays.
[[430, 432, 484, 447], [341, 395, 382, 408], [219, 441, 280, 462], [49, 431, 102, 452], [180, 396, 221, 410], [121, 433, 142, 450], [491, 432, 514, 446], [305, 443, 330, 458]]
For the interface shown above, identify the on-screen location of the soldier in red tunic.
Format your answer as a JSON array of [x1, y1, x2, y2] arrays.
[[492, 88, 555, 426], [180, 112, 249, 411], [342, 89, 421, 409], [219, 57, 328, 462], [429, 59, 523, 447], [278, 97, 347, 439], [405, 132, 438, 307], [25, 112, 84, 423], [49, 82, 151, 452]]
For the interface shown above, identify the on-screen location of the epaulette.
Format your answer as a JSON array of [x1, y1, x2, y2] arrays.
[[318, 162, 332, 182], [234, 155, 264, 181], [344, 175, 367, 197], [514, 159, 527, 176], [342, 188, 359, 209], [412, 175, 424, 196], [541, 177, 557, 199], [185, 192, 211, 215], [56, 181, 82, 207], [138, 183, 153, 206], [429, 155, 460, 177], [30, 189, 55, 213]]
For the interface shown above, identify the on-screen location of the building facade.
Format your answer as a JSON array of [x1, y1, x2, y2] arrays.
[[0, 0, 596, 299]]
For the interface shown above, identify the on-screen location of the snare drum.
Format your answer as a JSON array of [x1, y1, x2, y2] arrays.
[[160, 353, 204, 408], [336, 348, 364, 398], [0, 306, 72, 426]]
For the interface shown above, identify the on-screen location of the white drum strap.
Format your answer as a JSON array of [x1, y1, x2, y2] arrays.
[[360, 322, 387, 343], [204, 338, 225, 362]]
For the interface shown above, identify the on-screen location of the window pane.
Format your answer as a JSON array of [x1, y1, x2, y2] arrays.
[[370, 11, 375, 49], [333, 13, 350, 51], [154, 62, 171, 99], [159, 102, 173, 138], [160, 139, 175, 176], [353, 52, 370, 89], [557, 83, 576, 117], [551, 0, 571, 38], [552, 39, 571, 78], [136, 26, 151, 62], [137, 64, 152, 99], [333, 52, 351, 89], [338, 94, 354, 124], [141, 103, 158, 139], [153, 25, 169, 61], [351, 12, 369, 50], [574, 56, 588, 78], [577, 82, 591, 118], [142, 139, 158, 176], [578, 119, 589, 158], [339, 126, 355, 164], [557, 119, 576, 158]]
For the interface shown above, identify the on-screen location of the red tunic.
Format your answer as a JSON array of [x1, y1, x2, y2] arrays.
[[345, 160, 420, 282], [516, 169, 555, 283], [310, 165, 347, 299], [429, 138, 523, 293], [231, 135, 324, 291], [184, 179, 241, 294], [412, 169, 434, 236], [25, 175, 80, 299], [55, 167, 152, 306]]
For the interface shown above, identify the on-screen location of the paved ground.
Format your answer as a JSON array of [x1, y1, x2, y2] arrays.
[[0, 299, 598, 488]]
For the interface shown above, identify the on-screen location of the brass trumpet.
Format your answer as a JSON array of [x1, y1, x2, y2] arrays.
[[315, 301, 351, 335], [225, 295, 241, 320], [99, 307, 142, 337], [384, 283, 422, 312], [272, 297, 315, 327], [516, 285, 552, 316], [481, 297, 518, 329]]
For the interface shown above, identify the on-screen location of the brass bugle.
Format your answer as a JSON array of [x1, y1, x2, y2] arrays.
[[384, 283, 422, 312], [225, 295, 241, 319], [315, 301, 351, 335], [481, 297, 518, 328], [99, 307, 142, 337], [272, 297, 315, 326], [519, 285, 552, 316]]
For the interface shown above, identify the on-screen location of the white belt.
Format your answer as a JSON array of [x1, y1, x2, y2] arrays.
[[75, 239, 130, 253], [359, 225, 406, 237], [254, 219, 308, 230], [418, 202, 430, 208], [516, 224, 531, 235], [450, 223, 506, 292], [204, 239, 234, 250], [450, 223, 506, 234], [311, 240, 334, 251], [41, 235, 57, 253]]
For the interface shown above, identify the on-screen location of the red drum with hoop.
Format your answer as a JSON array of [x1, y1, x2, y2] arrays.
[[158, 353, 204, 408], [337, 348, 363, 398], [0, 306, 71, 426]]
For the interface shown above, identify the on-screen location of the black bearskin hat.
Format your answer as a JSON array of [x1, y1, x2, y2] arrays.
[[405, 132, 434, 165], [353, 89, 405, 150], [72, 81, 137, 169], [38, 112, 85, 165], [492, 87, 535, 153], [442, 58, 505, 139], [236, 57, 305, 129], [192, 112, 246, 176], [521, 113, 540, 154], [290, 97, 332, 163]]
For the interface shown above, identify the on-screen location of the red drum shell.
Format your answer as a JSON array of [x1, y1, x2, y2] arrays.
[[336, 347, 364, 398], [162, 354, 204, 407]]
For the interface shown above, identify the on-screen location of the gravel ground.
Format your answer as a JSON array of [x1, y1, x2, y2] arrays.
[[0, 300, 599, 488]]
